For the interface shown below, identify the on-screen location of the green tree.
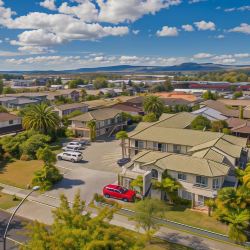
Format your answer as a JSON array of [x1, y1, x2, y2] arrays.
[[0, 105, 8, 113], [32, 147, 62, 191], [87, 120, 96, 142], [204, 199, 215, 217], [239, 106, 244, 119], [93, 76, 108, 89], [0, 79, 3, 94], [143, 113, 158, 122], [233, 91, 243, 99], [211, 120, 228, 132], [22, 103, 60, 134], [115, 130, 128, 159], [224, 209, 250, 243], [23, 192, 144, 250], [3, 87, 16, 94], [20, 134, 51, 159], [143, 96, 164, 118], [153, 176, 181, 204], [202, 90, 218, 100], [131, 198, 164, 242], [191, 115, 211, 130], [130, 175, 143, 194]]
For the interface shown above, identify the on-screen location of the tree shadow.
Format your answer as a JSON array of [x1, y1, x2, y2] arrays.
[[0, 159, 15, 174], [52, 178, 85, 190], [161, 232, 211, 250]]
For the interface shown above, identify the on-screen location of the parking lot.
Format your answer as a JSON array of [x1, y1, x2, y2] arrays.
[[46, 138, 123, 204]]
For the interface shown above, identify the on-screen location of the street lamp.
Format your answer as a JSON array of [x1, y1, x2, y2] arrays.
[[3, 186, 40, 250]]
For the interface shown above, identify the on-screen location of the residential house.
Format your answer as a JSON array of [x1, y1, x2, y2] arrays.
[[0, 113, 22, 135], [195, 100, 250, 119], [119, 112, 248, 207], [70, 108, 126, 139], [47, 89, 80, 102], [226, 117, 250, 138], [53, 103, 88, 118]]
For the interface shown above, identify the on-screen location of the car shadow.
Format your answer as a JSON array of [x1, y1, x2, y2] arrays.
[[52, 178, 85, 190]]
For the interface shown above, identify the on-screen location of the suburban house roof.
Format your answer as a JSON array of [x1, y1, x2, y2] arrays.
[[218, 99, 250, 107], [69, 108, 122, 122], [129, 115, 247, 159], [54, 103, 88, 111], [154, 92, 198, 102], [111, 103, 143, 113], [201, 100, 250, 119], [192, 106, 228, 121], [155, 112, 196, 129], [132, 150, 229, 177], [0, 113, 20, 122], [226, 117, 250, 134]]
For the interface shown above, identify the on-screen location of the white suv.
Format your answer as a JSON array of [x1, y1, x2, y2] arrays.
[[62, 145, 81, 152], [67, 142, 83, 148], [57, 152, 83, 163]]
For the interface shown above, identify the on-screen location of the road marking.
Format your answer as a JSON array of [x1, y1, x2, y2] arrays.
[[6, 237, 24, 246]]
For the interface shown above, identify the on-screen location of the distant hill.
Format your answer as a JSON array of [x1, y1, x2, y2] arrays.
[[1, 63, 250, 75]]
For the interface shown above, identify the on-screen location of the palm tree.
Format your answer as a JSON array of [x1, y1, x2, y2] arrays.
[[130, 175, 143, 195], [115, 130, 128, 159], [87, 120, 96, 142], [143, 96, 164, 118], [204, 199, 215, 217], [224, 209, 250, 243], [153, 176, 181, 204], [22, 103, 60, 133]]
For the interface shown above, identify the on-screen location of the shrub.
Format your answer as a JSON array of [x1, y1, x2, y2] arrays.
[[20, 154, 30, 161], [65, 128, 75, 138]]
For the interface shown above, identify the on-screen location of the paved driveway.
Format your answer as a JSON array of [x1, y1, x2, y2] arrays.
[[45, 139, 123, 204]]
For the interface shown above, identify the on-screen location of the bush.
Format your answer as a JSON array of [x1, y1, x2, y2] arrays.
[[143, 113, 158, 122], [20, 154, 30, 161], [93, 193, 120, 208], [65, 128, 75, 138], [191, 115, 211, 130]]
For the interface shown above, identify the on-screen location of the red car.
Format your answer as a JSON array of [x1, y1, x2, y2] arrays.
[[103, 184, 136, 202]]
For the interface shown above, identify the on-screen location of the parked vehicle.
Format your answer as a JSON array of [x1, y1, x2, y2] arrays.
[[66, 141, 84, 149], [117, 158, 130, 166], [103, 184, 136, 202], [57, 151, 83, 163], [62, 145, 81, 152], [74, 140, 90, 146]]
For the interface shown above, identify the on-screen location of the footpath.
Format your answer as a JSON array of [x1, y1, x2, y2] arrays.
[[0, 183, 246, 250]]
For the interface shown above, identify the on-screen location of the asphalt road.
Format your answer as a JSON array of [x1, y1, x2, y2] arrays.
[[0, 210, 28, 250]]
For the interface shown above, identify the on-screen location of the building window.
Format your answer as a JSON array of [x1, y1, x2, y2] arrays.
[[9, 120, 13, 125], [180, 190, 192, 200], [212, 178, 220, 189], [195, 176, 208, 187], [151, 169, 158, 179], [178, 172, 187, 181], [138, 141, 143, 149], [173, 144, 181, 154]]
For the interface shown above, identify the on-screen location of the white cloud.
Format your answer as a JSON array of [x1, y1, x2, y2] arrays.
[[156, 26, 179, 37], [193, 53, 213, 59], [132, 30, 140, 35], [40, 0, 57, 11], [225, 6, 250, 12], [188, 0, 206, 4], [0, 50, 21, 57], [234, 53, 250, 58], [214, 34, 224, 39], [211, 54, 236, 64], [58, 1, 98, 22], [96, 0, 181, 24], [194, 20, 216, 31], [229, 23, 250, 35], [182, 24, 194, 32], [6, 55, 81, 65]]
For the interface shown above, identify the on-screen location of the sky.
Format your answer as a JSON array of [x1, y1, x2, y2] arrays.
[[0, 0, 250, 70]]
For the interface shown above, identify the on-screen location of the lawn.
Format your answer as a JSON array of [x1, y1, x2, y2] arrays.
[[0, 160, 43, 189], [123, 202, 228, 235], [0, 190, 21, 210]]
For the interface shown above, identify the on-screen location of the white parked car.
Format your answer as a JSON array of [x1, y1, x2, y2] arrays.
[[62, 145, 81, 152], [67, 142, 83, 148], [57, 151, 83, 163]]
